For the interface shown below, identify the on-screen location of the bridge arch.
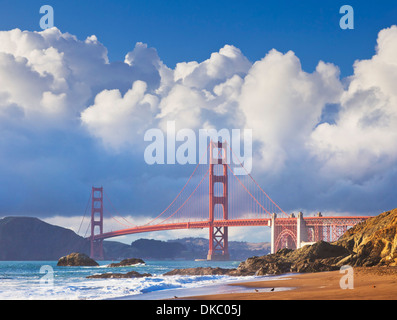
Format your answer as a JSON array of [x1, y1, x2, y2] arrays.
[[274, 228, 297, 252]]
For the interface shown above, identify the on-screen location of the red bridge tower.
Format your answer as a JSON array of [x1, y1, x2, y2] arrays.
[[90, 187, 104, 260], [207, 140, 230, 261]]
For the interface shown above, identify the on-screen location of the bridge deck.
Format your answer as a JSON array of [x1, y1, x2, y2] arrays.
[[91, 216, 370, 240]]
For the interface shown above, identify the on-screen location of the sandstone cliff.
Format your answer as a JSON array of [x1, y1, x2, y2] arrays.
[[336, 209, 397, 267]]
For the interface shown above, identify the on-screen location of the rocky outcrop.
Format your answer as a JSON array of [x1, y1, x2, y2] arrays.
[[108, 258, 145, 267], [164, 267, 232, 276], [163, 241, 350, 276], [57, 253, 99, 267], [232, 241, 350, 275], [87, 271, 151, 279], [336, 209, 397, 267]]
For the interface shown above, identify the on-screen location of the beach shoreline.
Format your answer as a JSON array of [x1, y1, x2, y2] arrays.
[[112, 274, 293, 300], [178, 266, 397, 300]]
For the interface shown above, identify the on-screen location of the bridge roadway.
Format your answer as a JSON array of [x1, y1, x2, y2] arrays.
[[93, 218, 271, 240], [91, 216, 369, 241]]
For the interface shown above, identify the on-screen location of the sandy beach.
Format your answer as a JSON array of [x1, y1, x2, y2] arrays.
[[183, 267, 397, 300]]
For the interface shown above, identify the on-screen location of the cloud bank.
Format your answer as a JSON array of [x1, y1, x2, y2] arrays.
[[1, 26, 397, 242]]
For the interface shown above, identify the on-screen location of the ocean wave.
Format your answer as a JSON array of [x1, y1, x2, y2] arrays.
[[0, 260, 270, 300], [0, 273, 262, 300]]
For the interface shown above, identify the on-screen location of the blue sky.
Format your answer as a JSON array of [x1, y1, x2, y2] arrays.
[[1, 0, 396, 76], [0, 1, 396, 242]]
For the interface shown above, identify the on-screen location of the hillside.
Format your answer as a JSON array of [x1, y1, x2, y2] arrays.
[[0, 217, 90, 260], [109, 238, 271, 260], [168, 237, 271, 260], [0, 217, 270, 261], [0, 217, 188, 260], [129, 239, 187, 259]]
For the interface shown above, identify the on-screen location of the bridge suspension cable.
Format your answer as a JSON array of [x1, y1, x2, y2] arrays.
[[77, 190, 92, 236], [103, 190, 136, 227], [140, 143, 211, 226], [226, 142, 288, 218], [155, 168, 210, 225]]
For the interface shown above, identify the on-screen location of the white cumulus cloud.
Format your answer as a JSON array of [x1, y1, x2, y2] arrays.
[[239, 49, 343, 172], [0, 25, 396, 221], [81, 80, 159, 150], [310, 25, 397, 181]]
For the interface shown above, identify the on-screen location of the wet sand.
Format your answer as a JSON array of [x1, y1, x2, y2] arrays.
[[183, 267, 397, 300]]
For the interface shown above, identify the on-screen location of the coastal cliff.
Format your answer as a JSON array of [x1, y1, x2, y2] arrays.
[[165, 208, 397, 276], [336, 208, 397, 267]]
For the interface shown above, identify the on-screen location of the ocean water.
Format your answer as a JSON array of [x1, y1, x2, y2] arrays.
[[0, 260, 289, 300]]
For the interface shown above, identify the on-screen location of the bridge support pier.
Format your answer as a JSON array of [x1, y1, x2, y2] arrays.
[[297, 212, 308, 249], [270, 212, 366, 253], [270, 213, 277, 254], [207, 225, 230, 261]]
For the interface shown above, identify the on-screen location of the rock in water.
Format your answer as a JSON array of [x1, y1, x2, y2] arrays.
[[87, 271, 151, 279], [57, 253, 99, 266], [164, 267, 233, 276], [108, 258, 145, 267]]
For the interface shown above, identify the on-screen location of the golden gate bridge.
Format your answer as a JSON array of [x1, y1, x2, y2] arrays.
[[80, 141, 369, 260]]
